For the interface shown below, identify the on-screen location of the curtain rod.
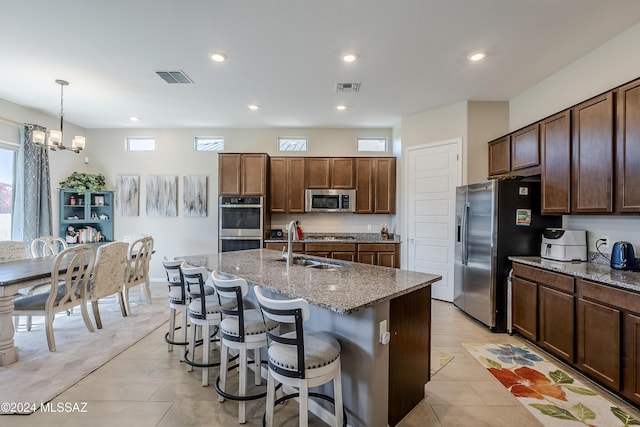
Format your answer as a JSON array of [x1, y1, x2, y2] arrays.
[[0, 115, 22, 126]]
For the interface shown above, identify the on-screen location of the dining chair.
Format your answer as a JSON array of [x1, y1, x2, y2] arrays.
[[87, 242, 129, 329], [30, 236, 68, 258], [13, 244, 97, 352], [123, 235, 154, 315]]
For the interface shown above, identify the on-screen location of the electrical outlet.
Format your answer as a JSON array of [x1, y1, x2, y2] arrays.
[[600, 236, 609, 249], [367, 224, 372, 231]]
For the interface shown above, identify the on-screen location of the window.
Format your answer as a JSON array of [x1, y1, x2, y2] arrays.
[[278, 137, 308, 152], [126, 137, 155, 151], [0, 141, 17, 240], [357, 138, 387, 152], [194, 136, 224, 151]]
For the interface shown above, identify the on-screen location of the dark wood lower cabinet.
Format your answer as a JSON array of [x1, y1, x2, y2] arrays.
[[512, 276, 537, 342], [624, 313, 640, 405], [388, 285, 430, 426], [577, 297, 621, 389], [539, 285, 575, 363]]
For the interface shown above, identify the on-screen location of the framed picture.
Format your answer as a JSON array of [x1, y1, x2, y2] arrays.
[[146, 175, 177, 217], [116, 175, 140, 216], [183, 175, 207, 217], [94, 195, 105, 206]]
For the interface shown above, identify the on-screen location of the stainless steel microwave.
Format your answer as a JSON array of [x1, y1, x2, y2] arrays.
[[305, 189, 356, 213]]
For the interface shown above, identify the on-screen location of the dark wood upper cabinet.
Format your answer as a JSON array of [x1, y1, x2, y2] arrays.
[[511, 124, 540, 171], [269, 157, 305, 213], [616, 80, 640, 212], [541, 110, 571, 214], [219, 153, 268, 196], [331, 158, 355, 188], [306, 158, 331, 189], [374, 158, 396, 214], [355, 158, 374, 213], [571, 92, 614, 213], [488, 136, 510, 176]]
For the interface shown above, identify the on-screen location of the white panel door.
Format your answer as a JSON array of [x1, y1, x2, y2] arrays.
[[407, 139, 461, 302]]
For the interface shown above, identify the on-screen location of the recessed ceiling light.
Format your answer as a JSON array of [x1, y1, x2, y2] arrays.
[[210, 52, 227, 63], [248, 104, 259, 111], [342, 53, 359, 63], [336, 105, 347, 111], [129, 116, 141, 122], [468, 51, 487, 62]]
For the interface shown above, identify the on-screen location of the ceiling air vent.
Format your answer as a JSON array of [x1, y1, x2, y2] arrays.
[[156, 71, 194, 84], [336, 82, 361, 93]]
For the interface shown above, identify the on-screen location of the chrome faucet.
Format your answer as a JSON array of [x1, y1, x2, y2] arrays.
[[285, 220, 296, 266]]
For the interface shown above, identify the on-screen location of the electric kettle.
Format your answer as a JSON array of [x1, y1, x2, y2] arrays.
[[610, 241, 637, 270]]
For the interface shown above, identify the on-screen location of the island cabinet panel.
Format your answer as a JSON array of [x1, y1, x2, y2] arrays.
[[616, 79, 640, 212], [219, 153, 268, 196], [541, 110, 571, 214], [539, 285, 575, 363], [388, 285, 431, 427], [511, 275, 538, 342], [306, 158, 331, 188], [571, 92, 614, 213], [511, 123, 540, 172], [623, 313, 640, 405], [269, 157, 305, 213], [577, 279, 621, 390], [488, 136, 510, 176]]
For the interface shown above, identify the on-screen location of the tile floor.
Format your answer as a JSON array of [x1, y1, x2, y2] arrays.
[[3, 286, 640, 426]]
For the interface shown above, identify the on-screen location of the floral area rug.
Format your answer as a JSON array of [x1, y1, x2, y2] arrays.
[[463, 343, 640, 427], [431, 349, 454, 377]]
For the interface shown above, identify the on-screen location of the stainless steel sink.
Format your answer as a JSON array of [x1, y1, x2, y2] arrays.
[[276, 256, 345, 269]]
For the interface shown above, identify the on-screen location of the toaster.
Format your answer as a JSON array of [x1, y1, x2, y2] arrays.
[[540, 229, 587, 262]]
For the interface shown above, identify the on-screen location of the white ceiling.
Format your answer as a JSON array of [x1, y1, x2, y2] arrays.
[[1, 0, 640, 130]]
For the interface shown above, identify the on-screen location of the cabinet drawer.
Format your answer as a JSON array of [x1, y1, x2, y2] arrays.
[[265, 242, 304, 252], [305, 243, 356, 252], [577, 279, 640, 314], [512, 263, 574, 293], [358, 243, 396, 252]]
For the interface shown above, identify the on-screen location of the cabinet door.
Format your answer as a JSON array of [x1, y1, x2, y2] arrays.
[[623, 313, 640, 405], [541, 110, 571, 214], [577, 297, 620, 389], [511, 124, 540, 171], [331, 252, 355, 262], [539, 286, 575, 363], [355, 158, 374, 213], [306, 158, 331, 188], [331, 158, 354, 188], [287, 158, 306, 212], [358, 252, 375, 265], [377, 252, 396, 268], [512, 276, 537, 342], [571, 93, 614, 213], [616, 80, 640, 212], [219, 153, 242, 195], [241, 154, 267, 195], [374, 158, 396, 214], [488, 136, 510, 176], [269, 158, 287, 213]]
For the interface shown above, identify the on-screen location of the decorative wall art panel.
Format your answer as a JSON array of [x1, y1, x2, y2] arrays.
[[183, 175, 207, 217], [116, 175, 139, 216], [146, 175, 177, 217]]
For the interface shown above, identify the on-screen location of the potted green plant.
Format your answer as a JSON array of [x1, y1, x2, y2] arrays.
[[59, 172, 107, 193]]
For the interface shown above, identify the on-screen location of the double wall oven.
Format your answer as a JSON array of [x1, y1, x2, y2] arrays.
[[218, 196, 264, 252]]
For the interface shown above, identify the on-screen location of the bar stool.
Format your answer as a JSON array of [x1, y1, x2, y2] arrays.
[[161, 256, 189, 361], [211, 271, 279, 424], [180, 262, 225, 386], [254, 286, 345, 427]]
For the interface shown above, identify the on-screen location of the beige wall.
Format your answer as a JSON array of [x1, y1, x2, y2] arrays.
[[509, 22, 640, 252], [467, 101, 509, 183]]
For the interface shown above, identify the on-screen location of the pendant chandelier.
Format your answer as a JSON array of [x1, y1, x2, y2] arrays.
[[33, 79, 85, 153]]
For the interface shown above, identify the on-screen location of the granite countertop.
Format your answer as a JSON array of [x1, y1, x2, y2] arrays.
[[264, 232, 401, 244], [510, 256, 640, 293], [182, 249, 439, 315]]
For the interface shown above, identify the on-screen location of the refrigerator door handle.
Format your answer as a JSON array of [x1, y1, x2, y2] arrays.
[[462, 203, 470, 265]]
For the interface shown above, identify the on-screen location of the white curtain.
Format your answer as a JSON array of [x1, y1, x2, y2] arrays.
[[12, 125, 52, 242]]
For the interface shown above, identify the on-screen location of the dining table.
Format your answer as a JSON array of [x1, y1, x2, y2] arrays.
[[0, 256, 57, 365]]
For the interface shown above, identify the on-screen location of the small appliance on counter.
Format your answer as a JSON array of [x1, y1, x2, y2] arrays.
[[540, 229, 587, 262], [611, 241, 637, 270], [269, 229, 284, 239]]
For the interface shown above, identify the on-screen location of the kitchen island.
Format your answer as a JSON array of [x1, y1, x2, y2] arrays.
[[182, 249, 441, 427]]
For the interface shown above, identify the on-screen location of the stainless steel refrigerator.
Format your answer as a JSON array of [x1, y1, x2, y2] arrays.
[[454, 180, 561, 332]]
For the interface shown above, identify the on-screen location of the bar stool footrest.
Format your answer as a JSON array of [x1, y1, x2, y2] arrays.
[[164, 325, 189, 346], [214, 360, 281, 401], [262, 391, 347, 427]]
